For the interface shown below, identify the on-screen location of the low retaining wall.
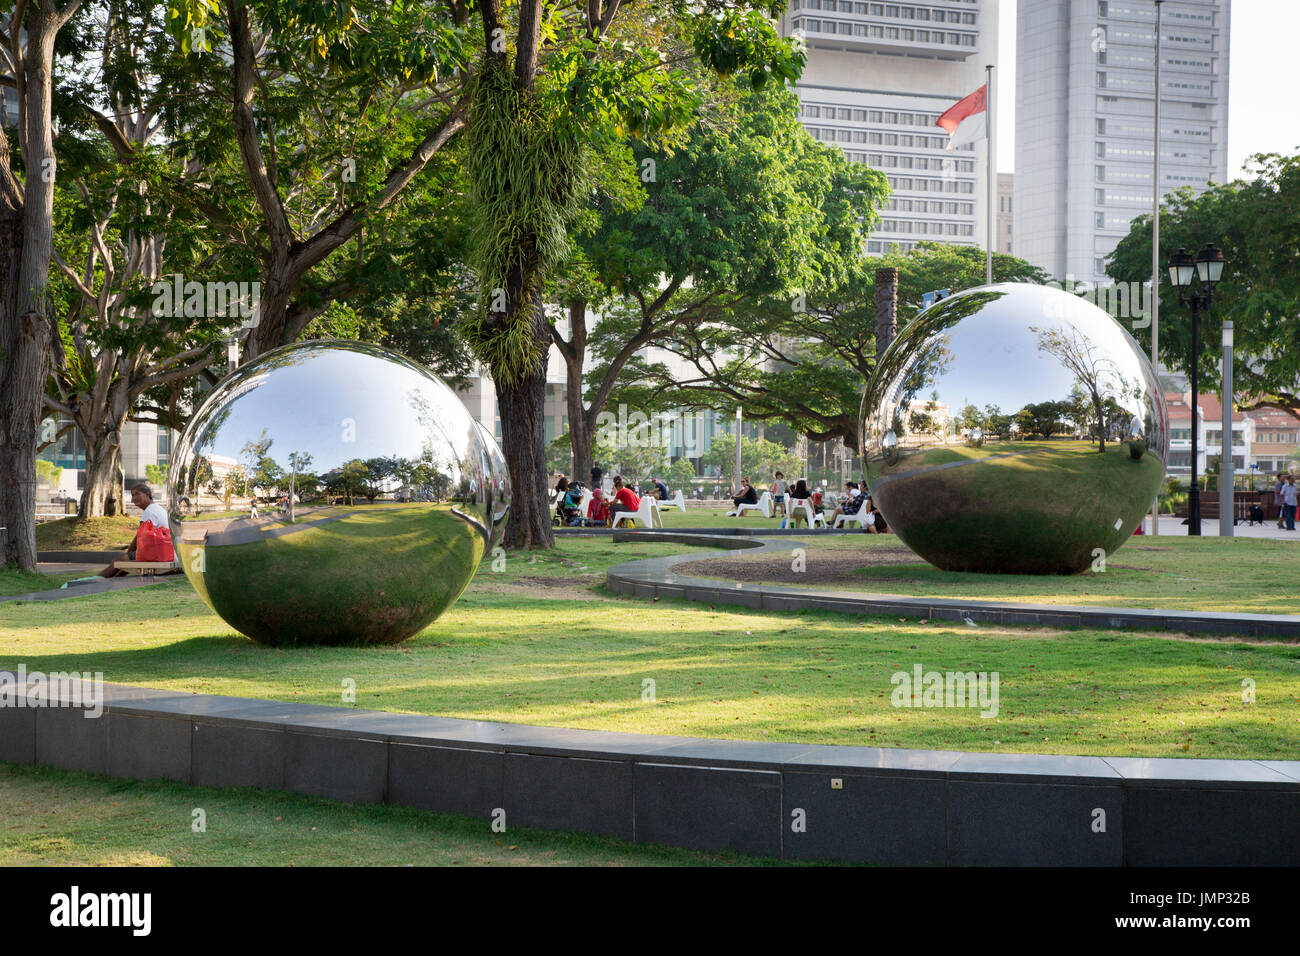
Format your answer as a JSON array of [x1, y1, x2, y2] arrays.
[[2, 673, 1296, 865], [604, 534, 1300, 640]]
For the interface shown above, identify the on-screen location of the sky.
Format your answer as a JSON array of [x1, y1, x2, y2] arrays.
[[996, 0, 1296, 177]]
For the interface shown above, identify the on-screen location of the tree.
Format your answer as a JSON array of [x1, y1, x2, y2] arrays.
[[43, 5, 243, 518], [1107, 151, 1300, 419], [1, 0, 96, 568], [701, 434, 800, 486], [623, 242, 1049, 451], [553, 75, 878, 485], [1016, 400, 1070, 439], [666, 457, 696, 491], [165, 0, 803, 551]]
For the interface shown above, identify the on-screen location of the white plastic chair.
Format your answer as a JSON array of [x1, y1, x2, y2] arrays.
[[785, 497, 825, 528], [664, 490, 687, 513], [728, 491, 772, 519], [833, 509, 874, 529], [612, 495, 662, 529]]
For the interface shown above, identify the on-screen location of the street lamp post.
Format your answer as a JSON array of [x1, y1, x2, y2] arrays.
[[1220, 321, 1234, 537], [735, 407, 743, 495], [1167, 243, 1227, 536]]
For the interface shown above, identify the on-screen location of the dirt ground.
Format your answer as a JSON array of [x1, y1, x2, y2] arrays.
[[674, 545, 923, 586]]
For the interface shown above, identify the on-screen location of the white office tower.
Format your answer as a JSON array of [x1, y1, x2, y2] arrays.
[[1016, 0, 1230, 283], [781, 1, 998, 255]]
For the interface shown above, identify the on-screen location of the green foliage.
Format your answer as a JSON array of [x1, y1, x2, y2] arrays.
[[1107, 151, 1300, 414], [622, 242, 1047, 449], [666, 458, 698, 490], [35, 460, 64, 489], [460, 64, 590, 386], [145, 463, 170, 489], [701, 434, 801, 484]]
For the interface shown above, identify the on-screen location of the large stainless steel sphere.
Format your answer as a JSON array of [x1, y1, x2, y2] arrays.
[[860, 283, 1168, 574], [167, 341, 509, 645]]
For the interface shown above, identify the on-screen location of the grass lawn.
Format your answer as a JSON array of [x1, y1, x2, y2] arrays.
[[676, 534, 1300, 615], [0, 568, 81, 597], [36, 515, 138, 551], [2, 537, 1297, 759], [0, 762, 792, 866]]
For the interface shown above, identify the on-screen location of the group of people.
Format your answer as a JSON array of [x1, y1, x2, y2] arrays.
[[728, 472, 888, 532], [553, 468, 669, 527]]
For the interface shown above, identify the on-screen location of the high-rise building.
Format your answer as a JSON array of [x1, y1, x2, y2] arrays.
[[1016, 0, 1230, 283], [997, 172, 1014, 253], [781, 1, 999, 255]]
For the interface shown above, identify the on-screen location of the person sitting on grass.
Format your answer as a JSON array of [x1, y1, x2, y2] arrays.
[[98, 483, 173, 577], [587, 488, 610, 526], [609, 476, 641, 525], [728, 477, 758, 515], [652, 477, 670, 500]]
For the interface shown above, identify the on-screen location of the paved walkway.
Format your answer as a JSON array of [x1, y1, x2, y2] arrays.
[[1143, 515, 1300, 539]]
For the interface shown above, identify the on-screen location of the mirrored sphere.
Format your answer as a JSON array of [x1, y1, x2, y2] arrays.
[[860, 283, 1168, 574], [167, 341, 510, 645]]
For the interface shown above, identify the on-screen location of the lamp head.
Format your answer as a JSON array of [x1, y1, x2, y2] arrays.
[[1196, 242, 1225, 284], [1168, 247, 1195, 288]]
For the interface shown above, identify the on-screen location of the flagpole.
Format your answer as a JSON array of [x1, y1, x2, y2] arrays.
[[985, 63, 994, 285], [1150, 0, 1163, 535]]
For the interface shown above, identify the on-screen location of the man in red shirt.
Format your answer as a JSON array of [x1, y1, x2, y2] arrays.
[[609, 475, 641, 522]]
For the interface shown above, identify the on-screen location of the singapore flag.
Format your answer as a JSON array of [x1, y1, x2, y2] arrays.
[[937, 84, 987, 150]]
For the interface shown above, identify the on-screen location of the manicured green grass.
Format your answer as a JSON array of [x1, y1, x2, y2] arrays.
[[0, 568, 81, 596], [2, 538, 1296, 759], [0, 762, 794, 866], [685, 534, 1300, 615], [36, 515, 137, 551]]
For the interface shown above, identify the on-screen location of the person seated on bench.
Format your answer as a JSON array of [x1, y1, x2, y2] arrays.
[[99, 482, 173, 577], [609, 475, 641, 524], [651, 477, 670, 501], [828, 481, 865, 524], [731, 477, 758, 512]]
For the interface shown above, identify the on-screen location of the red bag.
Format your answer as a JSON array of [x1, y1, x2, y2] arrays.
[[135, 520, 175, 562]]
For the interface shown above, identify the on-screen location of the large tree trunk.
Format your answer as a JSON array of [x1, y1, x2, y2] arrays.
[[562, 299, 592, 483], [79, 437, 124, 518], [0, 146, 35, 568], [0, 11, 62, 569], [499, 288, 554, 550]]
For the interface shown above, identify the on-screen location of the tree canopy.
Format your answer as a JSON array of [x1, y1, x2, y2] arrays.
[[1107, 151, 1300, 418]]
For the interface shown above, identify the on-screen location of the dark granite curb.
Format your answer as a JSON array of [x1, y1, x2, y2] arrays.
[[604, 534, 1300, 640], [38, 550, 122, 563], [1, 672, 1295, 865]]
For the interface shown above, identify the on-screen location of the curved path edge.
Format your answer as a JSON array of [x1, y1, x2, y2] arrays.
[[604, 530, 1300, 640]]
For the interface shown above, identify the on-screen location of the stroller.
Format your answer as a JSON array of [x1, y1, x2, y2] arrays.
[[554, 480, 586, 527]]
